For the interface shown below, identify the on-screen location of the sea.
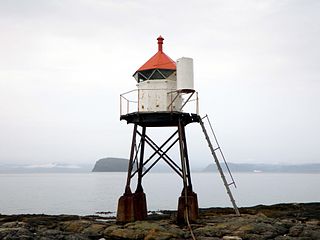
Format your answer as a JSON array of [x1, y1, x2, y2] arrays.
[[0, 172, 319, 215]]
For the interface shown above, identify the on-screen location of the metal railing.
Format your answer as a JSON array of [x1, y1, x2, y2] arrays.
[[120, 88, 199, 116]]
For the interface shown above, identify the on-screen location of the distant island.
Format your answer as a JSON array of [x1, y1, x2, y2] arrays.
[[92, 158, 320, 173], [203, 162, 320, 173], [1, 160, 319, 174], [92, 157, 132, 172]]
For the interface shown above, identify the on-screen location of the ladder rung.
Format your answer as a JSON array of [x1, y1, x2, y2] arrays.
[[228, 182, 235, 186], [214, 147, 220, 151]]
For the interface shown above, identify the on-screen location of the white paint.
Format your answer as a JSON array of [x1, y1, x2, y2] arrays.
[[177, 57, 194, 91], [137, 80, 182, 112]]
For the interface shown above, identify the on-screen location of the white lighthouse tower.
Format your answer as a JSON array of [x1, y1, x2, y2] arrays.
[[117, 36, 239, 223], [117, 36, 200, 223]]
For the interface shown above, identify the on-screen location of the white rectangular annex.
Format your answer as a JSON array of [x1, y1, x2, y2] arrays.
[[137, 80, 182, 112]]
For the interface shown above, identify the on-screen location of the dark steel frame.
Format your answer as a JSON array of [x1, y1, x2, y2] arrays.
[[123, 113, 200, 196]]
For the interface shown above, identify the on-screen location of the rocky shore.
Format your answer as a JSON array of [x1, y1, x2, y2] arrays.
[[1, 203, 319, 240]]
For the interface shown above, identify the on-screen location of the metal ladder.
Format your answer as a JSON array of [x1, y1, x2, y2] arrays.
[[199, 115, 240, 216]]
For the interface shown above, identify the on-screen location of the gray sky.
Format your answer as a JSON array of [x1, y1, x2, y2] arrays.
[[0, 0, 319, 167]]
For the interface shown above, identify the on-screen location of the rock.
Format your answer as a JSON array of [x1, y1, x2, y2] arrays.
[[0, 203, 319, 239], [64, 235, 90, 240], [144, 228, 175, 240], [197, 237, 220, 240], [274, 236, 303, 240], [81, 223, 106, 237], [0, 227, 34, 240], [62, 220, 92, 233], [38, 229, 65, 239], [104, 221, 186, 240], [289, 224, 304, 237], [127, 220, 185, 238], [194, 224, 231, 237], [0, 228, 15, 239], [236, 223, 254, 233], [103, 225, 120, 236], [108, 228, 144, 239], [240, 233, 265, 240], [306, 220, 320, 226], [223, 236, 242, 240], [125, 221, 166, 232], [2, 221, 28, 228], [300, 225, 320, 239]]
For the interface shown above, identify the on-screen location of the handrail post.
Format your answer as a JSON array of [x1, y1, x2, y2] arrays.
[[196, 92, 199, 115], [120, 95, 122, 116], [127, 100, 129, 114], [138, 89, 140, 112]]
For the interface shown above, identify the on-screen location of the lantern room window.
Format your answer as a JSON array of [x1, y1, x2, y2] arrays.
[[134, 69, 176, 82]]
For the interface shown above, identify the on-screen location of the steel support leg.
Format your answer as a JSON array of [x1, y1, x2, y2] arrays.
[[117, 125, 147, 222], [125, 124, 138, 194], [177, 120, 199, 223], [136, 126, 146, 193]]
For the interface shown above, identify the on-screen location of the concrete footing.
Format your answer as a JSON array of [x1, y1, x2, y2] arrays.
[[117, 189, 199, 224], [116, 191, 147, 223], [177, 191, 199, 224]]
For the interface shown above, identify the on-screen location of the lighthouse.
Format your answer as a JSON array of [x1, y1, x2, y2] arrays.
[[117, 36, 200, 223]]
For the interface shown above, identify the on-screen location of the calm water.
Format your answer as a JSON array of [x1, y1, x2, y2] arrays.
[[0, 172, 319, 215]]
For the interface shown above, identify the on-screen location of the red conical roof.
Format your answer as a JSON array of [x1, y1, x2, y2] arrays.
[[136, 36, 176, 72]]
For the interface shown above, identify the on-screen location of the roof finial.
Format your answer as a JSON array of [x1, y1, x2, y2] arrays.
[[157, 35, 164, 52]]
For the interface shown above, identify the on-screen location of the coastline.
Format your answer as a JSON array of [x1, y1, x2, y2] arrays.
[[1, 203, 319, 239]]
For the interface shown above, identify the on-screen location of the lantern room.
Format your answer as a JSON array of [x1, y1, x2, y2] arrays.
[[133, 36, 176, 83]]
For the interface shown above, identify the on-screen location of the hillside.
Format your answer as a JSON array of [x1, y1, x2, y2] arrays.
[[92, 157, 131, 172]]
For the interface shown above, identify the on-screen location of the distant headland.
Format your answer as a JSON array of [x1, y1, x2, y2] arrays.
[[92, 157, 132, 172], [92, 159, 320, 173]]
